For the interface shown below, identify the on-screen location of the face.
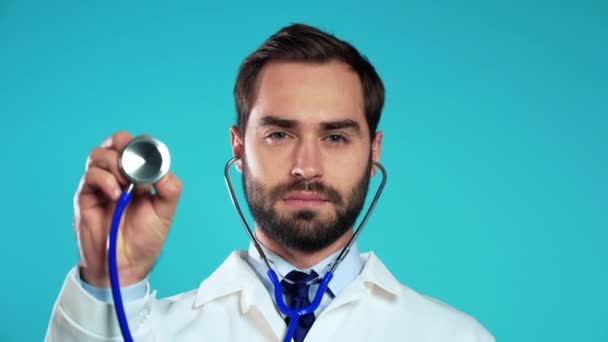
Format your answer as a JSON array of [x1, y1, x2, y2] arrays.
[[231, 61, 383, 252]]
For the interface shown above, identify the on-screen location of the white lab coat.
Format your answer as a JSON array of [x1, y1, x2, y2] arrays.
[[46, 251, 494, 341]]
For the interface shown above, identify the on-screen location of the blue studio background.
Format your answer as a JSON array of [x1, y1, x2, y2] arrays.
[[1, 0, 606, 341]]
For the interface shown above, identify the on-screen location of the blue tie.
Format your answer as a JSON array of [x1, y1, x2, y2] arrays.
[[281, 270, 319, 342]]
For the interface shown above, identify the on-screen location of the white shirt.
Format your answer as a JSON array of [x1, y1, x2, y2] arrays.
[[46, 250, 494, 341]]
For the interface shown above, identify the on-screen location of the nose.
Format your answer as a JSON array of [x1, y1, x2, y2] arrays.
[[290, 140, 322, 181]]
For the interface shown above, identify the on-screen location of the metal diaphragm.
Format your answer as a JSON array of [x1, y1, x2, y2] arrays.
[[119, 135, 171, 185]]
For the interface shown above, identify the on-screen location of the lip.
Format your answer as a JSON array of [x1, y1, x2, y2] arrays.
[[282, 192, 330, 208], [283, 192, 328, 201]]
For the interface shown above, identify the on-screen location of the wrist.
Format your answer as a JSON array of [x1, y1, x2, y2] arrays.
[[76, 267, 150, 303], [79, 265, 149, 288]]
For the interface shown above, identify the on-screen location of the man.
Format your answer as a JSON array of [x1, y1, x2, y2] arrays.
[[46, 23, 494, 341]]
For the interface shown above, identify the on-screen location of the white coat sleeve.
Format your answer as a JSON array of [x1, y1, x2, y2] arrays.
[[45, 267, 158, 342]]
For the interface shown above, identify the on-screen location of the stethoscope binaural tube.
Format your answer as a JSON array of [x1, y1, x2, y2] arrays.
[[224, 157, 387, 342], [109, 135, 171, 342]]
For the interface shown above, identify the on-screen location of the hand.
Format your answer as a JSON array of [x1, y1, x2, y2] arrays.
[[74, 131, 182, 287]]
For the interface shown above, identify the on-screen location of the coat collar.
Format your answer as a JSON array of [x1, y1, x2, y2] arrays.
[[359, 252, 402, 296], [246, 242, 364, 300], [319, 252, 402, 315], [193, 250, 402, 311]]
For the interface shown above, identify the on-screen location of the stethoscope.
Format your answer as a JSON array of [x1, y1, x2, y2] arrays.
[[223, 157, 387, 342], [108, 135, 387, 342], [108, 135, 171, 342]]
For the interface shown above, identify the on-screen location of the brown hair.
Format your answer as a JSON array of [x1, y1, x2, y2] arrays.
[[233, 23, 385, 139]]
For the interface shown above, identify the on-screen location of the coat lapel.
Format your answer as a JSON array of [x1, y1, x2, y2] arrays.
[[193, 251, 286, 340]]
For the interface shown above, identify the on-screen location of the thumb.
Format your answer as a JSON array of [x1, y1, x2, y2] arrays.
[[152, 172, 183, 223]]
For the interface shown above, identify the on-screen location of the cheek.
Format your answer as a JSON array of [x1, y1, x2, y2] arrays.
[[244, 141, 288, 180], [323, 149, 370, 187]]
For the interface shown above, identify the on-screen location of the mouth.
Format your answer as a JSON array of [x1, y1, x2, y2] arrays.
[[282, 192, 330, 209]]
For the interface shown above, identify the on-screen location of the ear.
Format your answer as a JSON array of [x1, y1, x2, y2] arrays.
[[230, 126, 244, 172], [370, 131, 383, 177]]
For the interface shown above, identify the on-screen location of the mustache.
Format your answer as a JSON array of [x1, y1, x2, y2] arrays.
[[269, 179, 343, 205]]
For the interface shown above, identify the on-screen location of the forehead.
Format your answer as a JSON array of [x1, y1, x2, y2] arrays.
[[249, 60, 366, 129]]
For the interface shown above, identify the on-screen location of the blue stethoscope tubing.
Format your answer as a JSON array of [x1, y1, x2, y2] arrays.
[[223, 157, 387, 342], [108, 158, 386, 342], [108, 184, 136, 342]]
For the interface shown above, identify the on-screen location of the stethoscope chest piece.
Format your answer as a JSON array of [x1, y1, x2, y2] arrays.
[[119, 135, 171, 185]]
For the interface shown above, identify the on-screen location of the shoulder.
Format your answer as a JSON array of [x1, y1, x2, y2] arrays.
[[359, 252, 494, 341], [400, 288, 493, 341]]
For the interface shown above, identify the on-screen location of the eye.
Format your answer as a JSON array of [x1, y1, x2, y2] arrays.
[[326, 134, 348, 144], [267, 131, 290, 141]]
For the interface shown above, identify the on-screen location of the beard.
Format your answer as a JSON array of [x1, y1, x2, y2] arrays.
[[242, 154, 372, 252]]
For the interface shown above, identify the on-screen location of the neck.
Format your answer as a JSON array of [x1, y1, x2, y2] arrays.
[[254, 227, 353, 269]]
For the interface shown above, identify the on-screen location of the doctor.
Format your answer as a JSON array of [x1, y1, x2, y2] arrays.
[[46, 23, 494, 341]]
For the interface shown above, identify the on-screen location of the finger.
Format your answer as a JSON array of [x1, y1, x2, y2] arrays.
[[86, 147, 129, 186], [81, 167, 123, 202], [151, 172, 183, 223], [75, 176, 109, 212], [132, 184, 153, 196], [101, 131, 134, 152]]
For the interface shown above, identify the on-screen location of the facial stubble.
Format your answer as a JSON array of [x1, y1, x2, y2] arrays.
[[242, 153, 372, 252]]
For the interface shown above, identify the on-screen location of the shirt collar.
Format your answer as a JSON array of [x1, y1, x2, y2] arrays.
[[247, 241, 363, 297]]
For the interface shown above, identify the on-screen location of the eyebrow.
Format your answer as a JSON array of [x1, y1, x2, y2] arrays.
[[320, 119, 361, 134], [257, 116, 297, 129], [257, 115, 361, 134]]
